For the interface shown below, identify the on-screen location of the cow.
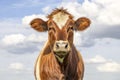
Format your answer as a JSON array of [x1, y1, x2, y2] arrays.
[[30, 8, 91, 80]]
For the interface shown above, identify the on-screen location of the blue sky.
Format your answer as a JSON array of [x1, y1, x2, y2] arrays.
[[0, 0, 59, 18], [0, 0, 120, 80], [0, 0, 84, 18]]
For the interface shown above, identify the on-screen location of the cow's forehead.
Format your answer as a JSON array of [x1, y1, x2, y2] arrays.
[[52, 12, 69, 29]]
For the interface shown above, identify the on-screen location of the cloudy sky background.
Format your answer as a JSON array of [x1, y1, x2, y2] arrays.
[[0, 0, 120, 80]]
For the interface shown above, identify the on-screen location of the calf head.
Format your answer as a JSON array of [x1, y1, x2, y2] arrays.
[[30, 8, 91, 63]]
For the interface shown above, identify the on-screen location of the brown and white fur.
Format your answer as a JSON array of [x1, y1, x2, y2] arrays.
[[30, 8, 91, 80]]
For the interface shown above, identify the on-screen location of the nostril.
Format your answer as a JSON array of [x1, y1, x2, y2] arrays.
[[56, 43, 59, 48], [65, 43, 68, 49]]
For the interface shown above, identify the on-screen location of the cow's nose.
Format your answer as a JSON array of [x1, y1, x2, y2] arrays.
[[53, 40, 70, 53], [56, 42, 68, 49]]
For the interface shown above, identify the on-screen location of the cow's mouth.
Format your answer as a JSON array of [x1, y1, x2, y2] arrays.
[[54, 51, 69, 63], [54, 51, 68, 58]]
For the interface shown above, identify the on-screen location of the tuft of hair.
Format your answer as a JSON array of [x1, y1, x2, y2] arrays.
[[47, 7, 73, 19]]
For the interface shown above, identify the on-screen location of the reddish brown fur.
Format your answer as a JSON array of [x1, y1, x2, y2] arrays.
[[30, 8, 91, 80], [39, 43, 84, 80]]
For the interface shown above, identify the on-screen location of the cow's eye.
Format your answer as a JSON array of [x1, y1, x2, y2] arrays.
[[48, 27, 55, 32], [48, 27, 52, 31], [70, 27, 74, 30], [67, 26, 74, 32]]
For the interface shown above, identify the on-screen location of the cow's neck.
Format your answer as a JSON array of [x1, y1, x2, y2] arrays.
[[57, 53, 69, 73], [59, 45, 79, 77]]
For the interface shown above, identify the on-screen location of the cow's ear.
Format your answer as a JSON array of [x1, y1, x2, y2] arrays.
[[74, 17, 91, 31], [30, 18, 48, 32]]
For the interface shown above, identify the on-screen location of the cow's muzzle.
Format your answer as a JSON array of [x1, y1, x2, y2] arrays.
[[53, 40, 71, 63]]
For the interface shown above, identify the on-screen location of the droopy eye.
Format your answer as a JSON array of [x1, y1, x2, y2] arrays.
[[70, 27, 74, 30], [48, 27, 52, 31], [67, 26, 74, 32], [48, 27, 55, 32]]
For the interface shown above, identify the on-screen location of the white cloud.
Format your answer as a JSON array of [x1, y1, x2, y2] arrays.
[[9, 62, 24, 70], [0, 33, 47, 54], [74, 32, 95, 47], [1, 33, 47, 46], [85, 54, 120, 73], [95, 0, 120, 25], [42, 6, 51, 14], [85, 55, 107, 63], [97, 61, 120, 72], [94, 38, 120, 46], [26, 33, 47, 42], [2, 34, 25, 45], [60, 0, 120, 25], [74, 32, 82, 46]]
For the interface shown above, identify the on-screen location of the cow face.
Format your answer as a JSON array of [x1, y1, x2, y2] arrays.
[[30, 12, 91, 63]]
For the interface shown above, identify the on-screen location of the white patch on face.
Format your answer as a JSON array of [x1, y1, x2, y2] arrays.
[[53, 12, 69, 29]]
